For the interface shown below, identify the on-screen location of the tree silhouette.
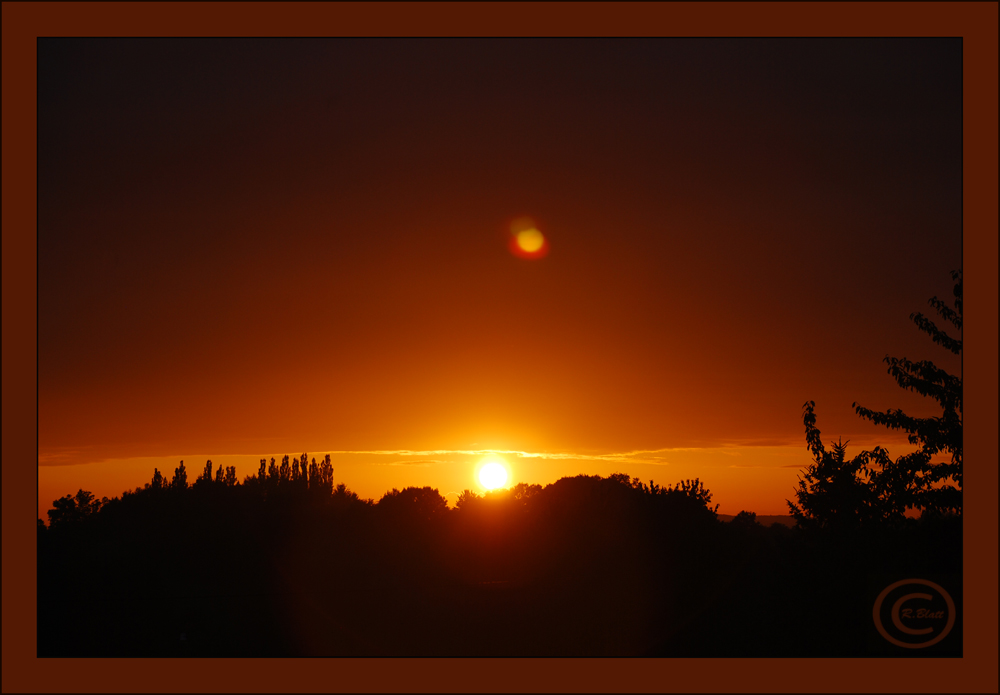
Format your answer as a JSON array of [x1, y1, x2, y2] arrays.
[[510, 482, 542, 504], [787, 402, 886, 531], [47, 489, 103, 529], [377, 486, 449, 522], [454, 489, 481, 512], [316, 454, 334, 494], [332, 482, 363, 503], [853, 269, 962, 516], [148, 467, 165, 490], [171, 461, 188, 490], [731, 510, 760, 528], [790, 272, 963, 527], [38, 452, 959, 657], [195, 460, 214, 487]]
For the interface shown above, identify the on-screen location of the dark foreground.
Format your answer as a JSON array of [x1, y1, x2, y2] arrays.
[[37, 471, 962, 657]]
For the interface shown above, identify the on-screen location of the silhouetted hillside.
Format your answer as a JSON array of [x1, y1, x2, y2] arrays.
[[718, 513, 796, 528]]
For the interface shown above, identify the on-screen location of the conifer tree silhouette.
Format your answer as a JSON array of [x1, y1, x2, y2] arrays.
[[787, 402, 882, 531]]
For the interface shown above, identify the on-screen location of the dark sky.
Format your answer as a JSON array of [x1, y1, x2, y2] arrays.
[[38, 38, 962, 472]]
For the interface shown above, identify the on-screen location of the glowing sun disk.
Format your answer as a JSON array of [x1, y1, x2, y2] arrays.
[[478, 461, 509, 490]]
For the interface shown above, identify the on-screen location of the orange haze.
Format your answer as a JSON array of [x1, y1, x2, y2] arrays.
[[38, 39, 960, 521]]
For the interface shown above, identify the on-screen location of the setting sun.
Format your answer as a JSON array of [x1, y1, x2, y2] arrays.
[[26, 34, 970, 667], [478, 460, 509, 490]]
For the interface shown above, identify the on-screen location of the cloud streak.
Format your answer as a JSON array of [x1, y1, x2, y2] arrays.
[[316, 447, 705, 466], [376, 459, 442, 467]]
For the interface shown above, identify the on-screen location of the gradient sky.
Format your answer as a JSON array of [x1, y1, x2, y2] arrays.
[[38, 38, 962, 515]]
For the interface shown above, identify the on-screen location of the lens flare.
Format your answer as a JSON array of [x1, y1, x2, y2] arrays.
[[508, 216, 549, 259], [516, 228, 545, 252]]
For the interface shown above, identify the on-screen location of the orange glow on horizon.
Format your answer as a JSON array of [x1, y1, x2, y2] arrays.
[[37, 437, 931, 523], [33, 41, 962, 535]]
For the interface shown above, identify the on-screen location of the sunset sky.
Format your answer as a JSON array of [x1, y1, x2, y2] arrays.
[[37, 38, 962, 516]]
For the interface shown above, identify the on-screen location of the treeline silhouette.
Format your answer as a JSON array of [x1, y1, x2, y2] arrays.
[[37, 274, 961, 656], [38, 460, 959, 657]]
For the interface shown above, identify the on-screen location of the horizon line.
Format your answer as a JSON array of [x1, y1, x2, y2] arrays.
[[37, 436, 923, 468]]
